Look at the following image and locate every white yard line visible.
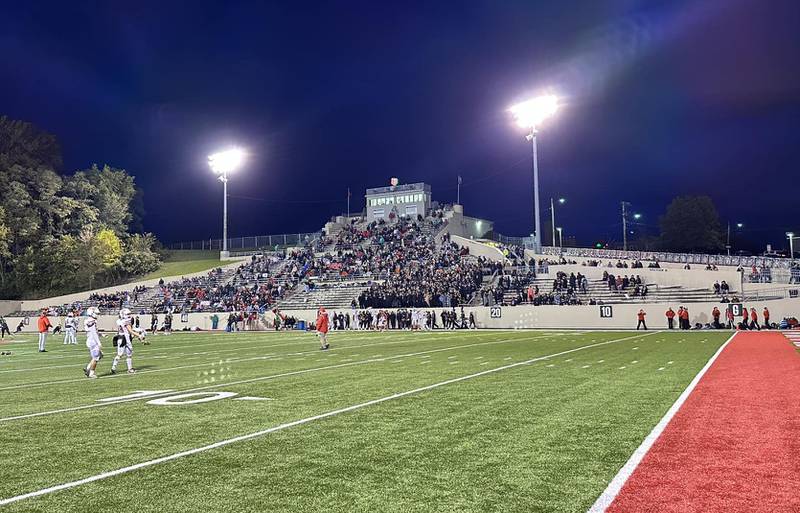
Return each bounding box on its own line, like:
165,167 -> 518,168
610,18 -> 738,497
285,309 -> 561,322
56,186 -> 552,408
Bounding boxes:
0,333 -> 562,422
0,331 -> 658,507
0,331 -> 513,391
0,331 -> 434,365
2,330 -> 469,364
586,332 -> 736,513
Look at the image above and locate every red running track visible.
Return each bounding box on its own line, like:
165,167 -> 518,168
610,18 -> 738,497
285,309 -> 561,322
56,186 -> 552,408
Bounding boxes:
606,332 -> 800,513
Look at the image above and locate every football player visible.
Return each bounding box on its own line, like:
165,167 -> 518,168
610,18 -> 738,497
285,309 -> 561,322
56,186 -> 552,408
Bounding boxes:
63,312 -> 78,345
83,307 -> 103,378
111,308 -> 144,374
316,307 -> 330,350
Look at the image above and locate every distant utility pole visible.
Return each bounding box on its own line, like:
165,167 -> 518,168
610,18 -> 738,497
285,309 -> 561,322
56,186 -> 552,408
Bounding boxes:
347,188 -> 351,218
726,221 -> 731,256
457,175 -> 462,205
621,201 -> 630,251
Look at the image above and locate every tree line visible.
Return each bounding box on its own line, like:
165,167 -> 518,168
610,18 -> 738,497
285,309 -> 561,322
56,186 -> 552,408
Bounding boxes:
0,116 -> 161,299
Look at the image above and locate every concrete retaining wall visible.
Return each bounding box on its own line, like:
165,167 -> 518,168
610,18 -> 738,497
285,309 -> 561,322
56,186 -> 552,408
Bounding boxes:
6,298 -> 797,333
13,259 -> 245,312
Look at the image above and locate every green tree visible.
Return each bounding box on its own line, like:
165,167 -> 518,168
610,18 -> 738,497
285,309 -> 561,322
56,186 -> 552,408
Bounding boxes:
0,207 -> 10,289
658,196 -> 725,253
120,233 -> 161,276
0,115 -> 62,171
78,165 -> 138,235
0,116 -> 160,298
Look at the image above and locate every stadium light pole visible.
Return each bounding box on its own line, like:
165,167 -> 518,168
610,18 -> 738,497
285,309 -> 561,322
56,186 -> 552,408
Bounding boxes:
556,226 -> 563,251
550,197 -> 565,247
788,232 -> 797,263
726,222 -> 744,256
208,147 -> 245,258
509,95 -> 558,254
621,201 -> 631,251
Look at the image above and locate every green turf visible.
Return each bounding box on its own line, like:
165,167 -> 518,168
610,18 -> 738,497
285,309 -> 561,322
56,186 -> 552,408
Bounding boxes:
140,250 -> 222,281
0,329 -> 730,512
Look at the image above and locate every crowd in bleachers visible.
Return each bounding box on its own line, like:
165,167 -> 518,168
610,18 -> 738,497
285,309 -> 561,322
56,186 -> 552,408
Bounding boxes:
87,292 -> 125,310
148,256 -> 305,314
356,219 -> 485,308
602,271 -> 647,296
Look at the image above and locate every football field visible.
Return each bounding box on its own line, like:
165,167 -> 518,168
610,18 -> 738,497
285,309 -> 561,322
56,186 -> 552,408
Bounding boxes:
0,329 -> 730,512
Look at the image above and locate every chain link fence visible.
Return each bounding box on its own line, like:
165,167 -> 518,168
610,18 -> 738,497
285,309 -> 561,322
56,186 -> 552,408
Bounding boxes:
167,232 -> 321,251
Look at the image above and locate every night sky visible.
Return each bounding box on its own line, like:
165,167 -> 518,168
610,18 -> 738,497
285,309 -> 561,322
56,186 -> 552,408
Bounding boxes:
2,0 -> 799,251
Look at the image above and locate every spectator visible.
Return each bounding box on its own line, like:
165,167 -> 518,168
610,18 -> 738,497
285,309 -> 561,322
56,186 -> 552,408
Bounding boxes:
665,307 -> 675,330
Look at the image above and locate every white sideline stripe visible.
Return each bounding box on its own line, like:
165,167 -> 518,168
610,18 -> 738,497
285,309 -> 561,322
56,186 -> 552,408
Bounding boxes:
0,332 -> 559,423
0,331 -> 446,365
0,331 -> 512,391
0,331 -> 657,506
586,332 -> 736,513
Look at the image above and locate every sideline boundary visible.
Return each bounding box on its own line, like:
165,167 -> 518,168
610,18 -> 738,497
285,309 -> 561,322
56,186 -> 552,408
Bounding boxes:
586,331 -> 737,513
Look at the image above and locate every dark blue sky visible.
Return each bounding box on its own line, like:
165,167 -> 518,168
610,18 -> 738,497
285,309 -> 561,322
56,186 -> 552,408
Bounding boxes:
2,0 -> 799,251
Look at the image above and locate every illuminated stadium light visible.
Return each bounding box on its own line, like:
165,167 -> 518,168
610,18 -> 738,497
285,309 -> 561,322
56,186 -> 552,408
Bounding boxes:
633,213 -> 642,220
208,147 -> 247,255
508,95 -> 558,129
208,147 -> 245,175
509,94 -> 559,253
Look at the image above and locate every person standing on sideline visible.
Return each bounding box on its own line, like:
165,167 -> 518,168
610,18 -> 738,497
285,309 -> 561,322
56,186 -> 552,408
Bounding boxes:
741,305 -> 749,329
726,307 -> 735,329
665,307 -> 676,329
763,307 -> 770,329
37,309 -> 52,352
636,309 -> 647,330
749,307 -> 760,330
316,307 -> 330,350
680,306 -> 690,330
711,306 -> 721,329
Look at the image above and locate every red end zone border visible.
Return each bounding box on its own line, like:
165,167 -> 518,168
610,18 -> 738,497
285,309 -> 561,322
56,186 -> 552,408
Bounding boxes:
590,331 -> 800,513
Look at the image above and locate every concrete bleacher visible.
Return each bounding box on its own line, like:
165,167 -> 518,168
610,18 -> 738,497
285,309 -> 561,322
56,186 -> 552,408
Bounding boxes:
493,277 -> 737,306
277,283 -> 372,309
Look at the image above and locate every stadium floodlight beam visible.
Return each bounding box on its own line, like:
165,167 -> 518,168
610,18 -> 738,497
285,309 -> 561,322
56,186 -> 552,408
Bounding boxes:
208,147 -> 246,256
509,94 -> 558,254
556,226 -> 563,250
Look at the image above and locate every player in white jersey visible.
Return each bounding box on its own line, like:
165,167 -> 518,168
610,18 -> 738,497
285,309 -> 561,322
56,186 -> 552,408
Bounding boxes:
83,308 -> 103,378
63,312 -> 78,345
111,308 -> 144,374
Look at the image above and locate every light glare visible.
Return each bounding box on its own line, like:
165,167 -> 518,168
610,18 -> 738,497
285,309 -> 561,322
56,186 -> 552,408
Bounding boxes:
509,95 -> 558,129
208,147 -> 246,174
